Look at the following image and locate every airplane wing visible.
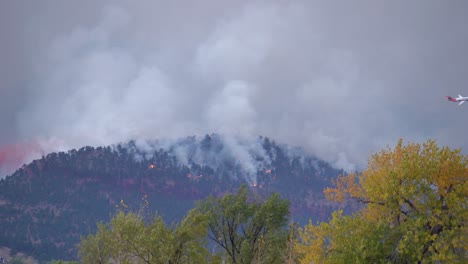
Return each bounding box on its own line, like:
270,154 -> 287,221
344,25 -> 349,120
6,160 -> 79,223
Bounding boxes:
459,101 -> 465,106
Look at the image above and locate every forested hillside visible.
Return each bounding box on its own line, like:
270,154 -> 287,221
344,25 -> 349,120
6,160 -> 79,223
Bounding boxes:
0,135 -> 346,262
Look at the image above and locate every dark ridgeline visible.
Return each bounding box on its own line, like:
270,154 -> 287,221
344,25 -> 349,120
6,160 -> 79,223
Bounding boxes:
0,134 -> 347,262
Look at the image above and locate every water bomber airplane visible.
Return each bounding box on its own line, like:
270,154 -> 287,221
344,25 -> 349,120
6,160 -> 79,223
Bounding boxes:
446,94 -> 468,105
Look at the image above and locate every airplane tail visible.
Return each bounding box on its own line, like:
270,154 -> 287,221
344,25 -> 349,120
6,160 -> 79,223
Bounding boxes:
446,96 -> 457,102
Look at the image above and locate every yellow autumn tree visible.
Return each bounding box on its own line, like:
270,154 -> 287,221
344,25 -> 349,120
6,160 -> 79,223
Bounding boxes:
296,139 -> 467,263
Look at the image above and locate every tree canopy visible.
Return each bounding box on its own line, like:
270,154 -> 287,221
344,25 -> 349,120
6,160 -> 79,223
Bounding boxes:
78,185 -> 292,264
78,208 -> 209,264
196,185 -> 291,264
296,139 -> 467,263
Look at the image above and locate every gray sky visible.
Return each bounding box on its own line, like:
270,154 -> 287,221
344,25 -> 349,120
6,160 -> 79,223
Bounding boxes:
1,0 -> 468,176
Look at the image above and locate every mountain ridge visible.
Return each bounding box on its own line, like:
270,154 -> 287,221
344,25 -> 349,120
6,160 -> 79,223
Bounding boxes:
0,134 -> 349,262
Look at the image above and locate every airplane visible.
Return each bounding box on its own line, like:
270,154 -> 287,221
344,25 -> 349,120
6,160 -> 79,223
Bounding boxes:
446,94 -> 468,105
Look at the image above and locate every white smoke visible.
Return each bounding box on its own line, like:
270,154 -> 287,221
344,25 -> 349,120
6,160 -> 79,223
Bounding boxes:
205,80 -> 257,137
119,135 -> 274,184
2,1 -> 467,177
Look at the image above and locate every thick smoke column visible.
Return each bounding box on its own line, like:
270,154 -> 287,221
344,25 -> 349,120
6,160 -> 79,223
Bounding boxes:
128,135 -> 273,185
1,1 -> 468,177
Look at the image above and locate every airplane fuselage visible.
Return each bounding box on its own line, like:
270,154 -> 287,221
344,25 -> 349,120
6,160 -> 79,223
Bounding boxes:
446,95 -> 468,105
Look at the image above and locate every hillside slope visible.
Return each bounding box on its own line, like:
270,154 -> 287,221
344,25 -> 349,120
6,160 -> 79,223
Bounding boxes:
0,135 -> 347,261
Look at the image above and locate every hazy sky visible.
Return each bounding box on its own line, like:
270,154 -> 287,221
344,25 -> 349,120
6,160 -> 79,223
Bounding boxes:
1,0 -> 468,176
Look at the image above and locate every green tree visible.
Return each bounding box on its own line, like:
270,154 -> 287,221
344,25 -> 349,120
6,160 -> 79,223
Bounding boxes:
7,258 -> 26,264
78,209 -> 208,264
196,185 -> 290,264
6,256 -> 37,264
296,139 -> 468,263
46,261 -> 80,264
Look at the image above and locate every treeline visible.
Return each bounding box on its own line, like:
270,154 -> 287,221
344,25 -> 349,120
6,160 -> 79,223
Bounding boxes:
76,139 -> 466,263
79,185 -> 292,263
0,135 -> 342,262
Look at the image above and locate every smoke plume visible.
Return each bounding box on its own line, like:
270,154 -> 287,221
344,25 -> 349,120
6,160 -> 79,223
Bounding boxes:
1,1 -> 468,177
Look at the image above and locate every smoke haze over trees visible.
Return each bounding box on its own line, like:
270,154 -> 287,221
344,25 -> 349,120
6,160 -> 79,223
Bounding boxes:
2,1 -> 468,177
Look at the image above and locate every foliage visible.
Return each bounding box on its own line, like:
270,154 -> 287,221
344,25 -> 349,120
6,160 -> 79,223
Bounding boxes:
196,185 -> 290,264
284,222 -> 301,264
5,256 -> 38,264
296,210 -> 397,263
78,208 -> 209,264
46,261 -> 80,264
6,258 -> 26,264
0,135 -> 342,261
297,139 -> 468,263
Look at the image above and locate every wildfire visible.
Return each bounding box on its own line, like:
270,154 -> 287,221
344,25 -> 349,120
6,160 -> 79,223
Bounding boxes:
252,182 -> 257,187
149,164 -> 156,169
265,169 -> 272,174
